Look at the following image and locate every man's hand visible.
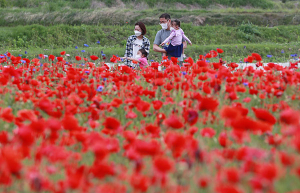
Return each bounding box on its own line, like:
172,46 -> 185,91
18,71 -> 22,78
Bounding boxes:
153,44 -> 167,53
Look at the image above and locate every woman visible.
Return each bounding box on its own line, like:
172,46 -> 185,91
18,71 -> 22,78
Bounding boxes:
124,22 -> 150,68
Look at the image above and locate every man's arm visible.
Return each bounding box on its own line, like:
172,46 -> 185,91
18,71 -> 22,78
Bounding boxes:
153,44 -> 167,53
153,30 -> 166,53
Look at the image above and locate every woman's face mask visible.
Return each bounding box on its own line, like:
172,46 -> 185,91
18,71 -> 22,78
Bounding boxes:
134,30 -> 142,36
170,27 -> 175,31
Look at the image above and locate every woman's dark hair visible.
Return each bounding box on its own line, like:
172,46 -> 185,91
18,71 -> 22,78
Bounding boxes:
159,13 -> 171,20
173,19 -> 180,27
139,49 -> 148,58
135,22 -> 147,35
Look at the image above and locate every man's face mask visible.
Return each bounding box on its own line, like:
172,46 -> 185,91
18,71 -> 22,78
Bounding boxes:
160,21 -> 168,30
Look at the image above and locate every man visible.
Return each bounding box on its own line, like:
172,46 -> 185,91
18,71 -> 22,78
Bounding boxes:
153,13 -> 187,63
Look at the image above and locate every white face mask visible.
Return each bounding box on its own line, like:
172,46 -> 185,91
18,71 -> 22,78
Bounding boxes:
134,30 -> 142,36
170,27 -> 175,31
160,23 -> 168,30
136,55 -> 141,59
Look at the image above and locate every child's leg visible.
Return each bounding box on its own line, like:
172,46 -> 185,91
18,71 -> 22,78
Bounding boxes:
162,46 -> 168,57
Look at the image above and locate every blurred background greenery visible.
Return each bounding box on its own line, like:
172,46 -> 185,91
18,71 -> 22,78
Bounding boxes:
0,0 -> 299,62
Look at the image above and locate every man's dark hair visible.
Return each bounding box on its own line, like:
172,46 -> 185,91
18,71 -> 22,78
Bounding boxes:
135,22 -> 147,35
139,49 -> 148,58
173,19 -> 180,27
159,13 -> 171,20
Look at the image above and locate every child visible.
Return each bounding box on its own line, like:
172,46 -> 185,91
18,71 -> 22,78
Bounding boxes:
122,48 -> 148,68
161,19 -> 192,58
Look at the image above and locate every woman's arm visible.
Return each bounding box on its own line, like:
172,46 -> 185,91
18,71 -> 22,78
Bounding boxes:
144,38 -> 150,54
124,37 -> 131,57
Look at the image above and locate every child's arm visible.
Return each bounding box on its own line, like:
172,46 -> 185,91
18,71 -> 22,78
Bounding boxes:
182,34 -> 192,45
121,57 -> 139,62
161,31 -> 176,46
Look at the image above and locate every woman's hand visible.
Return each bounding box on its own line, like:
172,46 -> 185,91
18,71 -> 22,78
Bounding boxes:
160,42 -> 165,46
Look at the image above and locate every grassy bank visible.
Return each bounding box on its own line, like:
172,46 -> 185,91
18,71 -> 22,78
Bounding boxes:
0,23 -> 299,63
1,24 -> 300,48
0,0 -> 276,9
0,8 -> 299,27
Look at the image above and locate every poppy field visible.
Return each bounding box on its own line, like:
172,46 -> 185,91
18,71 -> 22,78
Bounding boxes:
0,49 -> 300,193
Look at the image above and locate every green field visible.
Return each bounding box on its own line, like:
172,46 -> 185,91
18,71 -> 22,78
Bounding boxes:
0,0 -> 299,62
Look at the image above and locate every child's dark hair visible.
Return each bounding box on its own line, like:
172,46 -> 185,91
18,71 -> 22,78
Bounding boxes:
173,19 -> 180,27
139,49 -> 148,58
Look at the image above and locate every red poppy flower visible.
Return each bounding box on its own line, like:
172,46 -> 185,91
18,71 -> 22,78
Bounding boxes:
251,53 -> 262,61
184,57 -> 194,65
60,51 -> 66,55
126,111 -> 137,119
136,100 -> 151,112
17,126 -> 35,146
152,100 -> 163,110
75,56 -> 81,61
171,57 -> 178,64
258,163 -> 278,182
197,60 -> 208,67
153,78 -> 165,86
163,115 -> 184,129
182,109 -> 198,126
49,55 -> 55,61
200,127 -> 216,138
145,124 -> 160,136
225,168 -> 240,183
218,132 -> 230,147
1,107 -> 14,123
110,55 -> 121,63
90,162 -> 115,179
244,55 -> 253,63
90,55 -> 99,60
279,152 -> 294,166
130,173 -> 149,192
215,184 -> 243,193
198,177 -> 209,188
210,50 -> 218,57
103,117 -> 121,131
252,107 -> 276,125
199,97 -> 219,112
153,156 -> 173,173
280,109 -> 299,125
57,57 -> 63,62
135,139 -> 160,156
217,48 -> 224,54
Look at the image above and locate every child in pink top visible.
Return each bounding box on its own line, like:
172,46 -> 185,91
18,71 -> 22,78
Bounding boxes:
161,19 -> 192,58
122,49 -> 148,69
